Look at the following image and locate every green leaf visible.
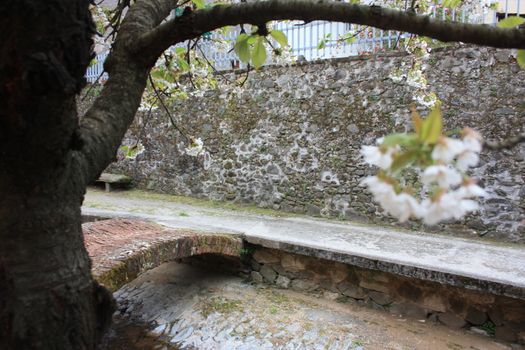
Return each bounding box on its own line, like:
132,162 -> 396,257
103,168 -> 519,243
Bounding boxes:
390,150 -> 419,173
420,106 -> 443,144
175,47 -> 186,55
497,16 -> 525,28
270,30 -> 288,48
234,34 -> 251,63
176,58 -> 190,72
518,50 -> 525,68
247,35 -> 258,45
191,0 -> 205,9
380,133 -> 418,148
411,105 -> 423,135
251,36 -> 267,68
317,40 -> 326,49
442,0 -> 461,8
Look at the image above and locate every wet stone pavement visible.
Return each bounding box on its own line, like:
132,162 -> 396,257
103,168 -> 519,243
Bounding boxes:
100,262 -> 517,350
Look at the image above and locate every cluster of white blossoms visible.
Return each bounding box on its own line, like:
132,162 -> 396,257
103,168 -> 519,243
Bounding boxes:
389,37 -> 440,110
360,107 -> 487,225
185,137 -> 205,157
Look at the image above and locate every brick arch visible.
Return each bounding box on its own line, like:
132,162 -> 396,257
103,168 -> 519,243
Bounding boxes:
84,219 -> 243,291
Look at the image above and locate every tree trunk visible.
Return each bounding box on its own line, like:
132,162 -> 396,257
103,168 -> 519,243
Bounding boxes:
0,1 -> 114,348
0,182 -> 114,349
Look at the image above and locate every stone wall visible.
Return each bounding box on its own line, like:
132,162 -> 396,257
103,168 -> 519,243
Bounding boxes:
247,246 -> 525,343
102,45 -> 524,243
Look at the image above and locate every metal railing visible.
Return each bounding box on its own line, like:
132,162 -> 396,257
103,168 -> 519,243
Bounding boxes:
86,1 -> 522,79
85,53 -> 108,83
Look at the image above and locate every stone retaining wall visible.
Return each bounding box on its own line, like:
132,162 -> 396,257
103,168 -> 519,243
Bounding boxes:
101,45 -> 525,243
247,246 -> 525,344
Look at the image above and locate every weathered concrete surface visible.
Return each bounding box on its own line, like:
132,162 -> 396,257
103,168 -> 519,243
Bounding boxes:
82,189 -> 525,299
83,218 -> 243,291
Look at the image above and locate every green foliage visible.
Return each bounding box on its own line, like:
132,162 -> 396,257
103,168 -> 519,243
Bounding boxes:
479,320 -> 496,336
234,28 -> 289,68
119,144 -> 143,159
252,36 -> 267,68
377,105 -> 445,175
317,33 -> 332,49
191,0 -> 206,9
497,16 -> 525,28
517,50 -> 525,68
239,247 -> 255,257
442,0 -> 461,9
270,30 -> 288,47
419,105 -> 443,144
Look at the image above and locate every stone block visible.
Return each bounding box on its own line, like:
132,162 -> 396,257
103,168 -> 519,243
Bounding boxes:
369,291 -> 393,306
420,294 -> 447,313
323,291 -> 340,301
488,308 -> 504,326
359,280 -> 389,294
465,307 -> 488,326
396,282 -> 423,302
276,276 -> 291,289
329,262 -> 348,284
251,260 -> 261,272
253,249 -> 280,264
495,326 -> 518,342
337,281 -> 367,300
438,313 -> 467,329
280,254 -> 307,272
291,279 -> 317,292
259,265 -> 277,283
251,271 -> 263,283
389,302 -> 428,320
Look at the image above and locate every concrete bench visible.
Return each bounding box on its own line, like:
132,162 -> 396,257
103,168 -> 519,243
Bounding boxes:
96,173 -> 132,192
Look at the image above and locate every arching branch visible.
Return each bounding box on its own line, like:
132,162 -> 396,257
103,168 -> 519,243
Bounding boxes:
136,0 -> 525,62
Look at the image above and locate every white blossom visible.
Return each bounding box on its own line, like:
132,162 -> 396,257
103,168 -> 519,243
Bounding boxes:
360,176 -> 396,200
185,138 -> 204,157
422,165 -> 462,188
462,128 -> 482,153
431,137 -> 465,163
360,146 -> 395,170
456,150 -> 479,171
406,68 -> 427,89
421,192 -> 479,225
381,192 -> 424,222
413,91 -> 438,108
456,182 -> 488,198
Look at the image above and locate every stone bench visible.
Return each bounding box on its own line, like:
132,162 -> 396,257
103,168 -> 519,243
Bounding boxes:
95,173 -> 132,192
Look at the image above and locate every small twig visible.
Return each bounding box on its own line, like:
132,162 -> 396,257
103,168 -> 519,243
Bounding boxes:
186,40 -> 197,89
239,63 -> 251,87
133,95 -> 159,148
148,74 -> 190,142
81,69 -> 106,101
197,45 -> 235,84
483,132 -> 525,151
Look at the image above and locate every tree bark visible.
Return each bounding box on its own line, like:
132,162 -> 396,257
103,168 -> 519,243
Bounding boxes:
0,1 -> 114,349
137,0 -> 525,62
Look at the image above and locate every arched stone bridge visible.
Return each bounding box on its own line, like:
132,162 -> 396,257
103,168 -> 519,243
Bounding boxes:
83,218 -> 243,291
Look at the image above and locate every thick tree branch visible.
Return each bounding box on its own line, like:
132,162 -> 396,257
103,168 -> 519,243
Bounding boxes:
136,0 -> 525,61
77,0 -> 177,182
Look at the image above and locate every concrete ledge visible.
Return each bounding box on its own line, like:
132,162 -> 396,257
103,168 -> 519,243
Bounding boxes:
84,202 -> 525,302
247,236 -> 525,301
84,219 -> 243,291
